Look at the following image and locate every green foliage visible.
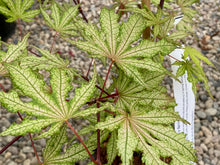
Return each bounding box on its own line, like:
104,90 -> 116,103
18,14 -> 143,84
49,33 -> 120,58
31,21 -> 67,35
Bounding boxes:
75,8 -> 175,87
0,0 -> 213,164
114,70 -> 176,109
0,33 -> 29,76
40,2 -> 79,37
0,0 -> 39,22
43,125 -> 68,165
96,105 -> 197,165
173,47 -> 214,97
0,65 -> 110,138
20,46 -> 69,70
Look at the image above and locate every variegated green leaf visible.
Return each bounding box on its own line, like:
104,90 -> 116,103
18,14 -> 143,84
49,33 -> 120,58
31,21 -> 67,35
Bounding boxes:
136,133 -> 167,165
7,65 -> 60,115
71,103 -> 110,118
51,2 -> 60,27
120,58 -> 165,72
167,31 -> 189,41
40,3 -> 79,37
20,47 -> 69,70
107,130 -> 118,165
35,122 -> 64,139
43,125 -> 67,163
132,108 -> 188,125
119,64 -> 146,87
0,62 -> 9,76
49,131 -> 109,164
133,121 -> 196,164
0,65 -> 99,138
96,104 -> 196,164
68,68 -> 97,116
21,9 -> 40,22
117,121 -> 138,165
74,40 -> 107,58
49,142 -> 96,164
100,8 -> 119,55
114,70 -> 176,109
75,8 -> 175,87
130,109 -> 197,164
1,33 -> 29,62
0,119 -> 55,136
0,0 -> 39,22
120,39 -> 175,58
116,14 -> 146,56
40,6 -> 54,28
50,68 -> 71,117
96,116 -> 125,131
0,91 -> 57,118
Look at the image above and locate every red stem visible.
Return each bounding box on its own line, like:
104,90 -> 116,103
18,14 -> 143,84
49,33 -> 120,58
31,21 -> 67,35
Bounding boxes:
96,60 -> 114,165
16,112 -> 42,165
17,18 -> 22,40
99,61 -> 114,99
104,109 -> 116,116
81,75 -> 110,96
0,83 -> 6,92
0,85 -> 40,163
0,84 -> 23,155
28,133 -> 42,165
96,103 -> 101,165
98,92 -> 118,101
159,0 -> 165,9
50,31 -> 58,53
0,135 -> 22,154
72,0 -> 88,23
65,120 -> 97,164
28,49 -> 41,57
86,58 -> 94,78
167,54 -> 181,62
113,88 -> 119,104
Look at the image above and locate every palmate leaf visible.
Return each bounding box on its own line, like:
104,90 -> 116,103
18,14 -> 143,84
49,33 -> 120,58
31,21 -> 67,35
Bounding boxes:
40,3 -> 79,37
0,65 -> 110,138
43,125 -> 68,164
75,8 -> 175,87
0,33 -> 29,76
175,0 -> 198,33
176,16 -> 194,32
114,70 -> 176,109
20,47 -> 79,82
173,47 -> 214,97
47,130 -> 110,164
1,33 -> 29,63
183,47 -> 214,67
122,7 -> 169,38
96,106 -> 197,165
0,0 -> 39,22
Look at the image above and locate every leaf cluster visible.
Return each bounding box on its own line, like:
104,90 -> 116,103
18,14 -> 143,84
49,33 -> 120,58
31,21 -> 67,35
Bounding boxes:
0,0 -> 39,22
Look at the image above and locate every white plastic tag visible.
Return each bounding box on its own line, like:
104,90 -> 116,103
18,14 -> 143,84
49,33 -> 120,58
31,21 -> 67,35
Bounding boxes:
170,49 -> 195,144
170,15 -> 195,145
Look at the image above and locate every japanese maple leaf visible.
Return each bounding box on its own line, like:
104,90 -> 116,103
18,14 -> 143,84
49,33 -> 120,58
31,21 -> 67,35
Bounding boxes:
74,8 -> 175,87
0,65 -> 109,138
0,0 -> 39,22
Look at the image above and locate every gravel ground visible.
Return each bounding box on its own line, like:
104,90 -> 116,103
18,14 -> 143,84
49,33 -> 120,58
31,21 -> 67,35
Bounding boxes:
0,0 -> 220,165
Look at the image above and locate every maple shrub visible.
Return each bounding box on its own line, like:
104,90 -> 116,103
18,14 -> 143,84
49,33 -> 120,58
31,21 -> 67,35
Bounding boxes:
0,0 -> 215,165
